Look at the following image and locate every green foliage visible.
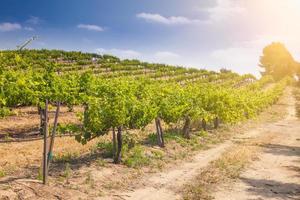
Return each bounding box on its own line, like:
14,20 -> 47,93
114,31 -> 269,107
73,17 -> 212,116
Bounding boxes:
0,170 -> 6,178
76,78 -> 158,143
62,163 -> 72,178
37,167 -> 43,181
73,71 -> 288,145
123,145 -> 151,168
259,42 -> 299,80
0,49 -> 289,165
163,130 -> 205,150
53,152 -> 80,163
0,107 -> 11,118
57,123 -> 81,135
96,141 -> 114,158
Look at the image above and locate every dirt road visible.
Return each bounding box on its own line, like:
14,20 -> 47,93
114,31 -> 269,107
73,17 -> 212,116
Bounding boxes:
214,90 -> 300,200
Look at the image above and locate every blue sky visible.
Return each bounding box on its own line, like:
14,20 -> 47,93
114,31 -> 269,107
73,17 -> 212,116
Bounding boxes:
1,0 -> 300,76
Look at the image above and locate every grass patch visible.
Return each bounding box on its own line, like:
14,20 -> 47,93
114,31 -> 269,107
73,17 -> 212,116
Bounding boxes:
93,132 -> 165,169
62,163 -> 72,178
96,141 -> 114,158
95,158 -> 107,167
182,141 -> 261,200
0,107 -> 11,118
85,171 -> 95,188
2,133 -> 13,142
0,170 -> 6,178
114,129 -> 223,168
147,130 -> 208,149
122,131 -> 168,168
123,145 -> 151,168
37,167 -> 43,181
53,151 -> 80,163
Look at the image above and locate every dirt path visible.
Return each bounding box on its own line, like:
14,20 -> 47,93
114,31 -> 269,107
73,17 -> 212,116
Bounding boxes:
100,88 -> 300,200
213,91 -> 300,200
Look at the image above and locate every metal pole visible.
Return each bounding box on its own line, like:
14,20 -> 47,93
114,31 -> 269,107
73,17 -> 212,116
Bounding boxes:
43,99 -> 49,184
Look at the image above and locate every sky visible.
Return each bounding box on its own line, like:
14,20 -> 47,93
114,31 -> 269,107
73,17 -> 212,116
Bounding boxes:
1,0 -> 300,77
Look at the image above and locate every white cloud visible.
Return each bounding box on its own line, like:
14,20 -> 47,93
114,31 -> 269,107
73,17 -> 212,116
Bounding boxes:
24,26 -> 34,31
77,24 -> 104,32
0,22 -> 22,32
136,13 -> 199,25
26,16 -> 42,25
95,48 -> 141,59
201,0 -> 245,23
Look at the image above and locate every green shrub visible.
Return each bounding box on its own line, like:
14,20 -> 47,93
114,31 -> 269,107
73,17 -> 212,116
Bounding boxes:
123,145 -> 151,168
0,107 -> 11,118
96,141 -> 113,158
0,170 -> 6,178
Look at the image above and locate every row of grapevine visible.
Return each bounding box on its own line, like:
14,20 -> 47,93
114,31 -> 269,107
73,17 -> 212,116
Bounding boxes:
0,50 -> 290,164
0,50 -> 244,115
75,75 -> 289,162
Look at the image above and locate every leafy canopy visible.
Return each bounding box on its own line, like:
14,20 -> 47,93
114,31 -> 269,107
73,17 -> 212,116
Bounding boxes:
259,42 -> 299,80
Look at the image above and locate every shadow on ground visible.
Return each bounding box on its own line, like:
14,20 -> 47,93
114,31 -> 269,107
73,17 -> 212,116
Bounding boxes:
262,143 -> 300,157
241,178 -> 300,199
0,175 -> 32,185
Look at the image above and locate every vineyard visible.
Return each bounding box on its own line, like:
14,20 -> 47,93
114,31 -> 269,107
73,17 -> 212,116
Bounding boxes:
0,49 -> 294,199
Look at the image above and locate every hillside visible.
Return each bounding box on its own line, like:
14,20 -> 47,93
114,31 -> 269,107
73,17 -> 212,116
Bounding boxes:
0,49 -> 254,82
0,49 -> 296,200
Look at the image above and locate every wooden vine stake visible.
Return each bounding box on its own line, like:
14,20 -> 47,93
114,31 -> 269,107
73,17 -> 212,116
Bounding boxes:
42,99 -> 49,185
112,127 -> 117,160
155,118 -> 164,147
183,116 -> 191,139
114,126 -> 123,164
158,119 -> 165,147
47,102 -> 60,169
202,119 -> 207,131
214,117 -> 220,129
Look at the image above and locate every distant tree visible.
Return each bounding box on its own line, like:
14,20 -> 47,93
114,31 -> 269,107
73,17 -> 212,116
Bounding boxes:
220,68 -> 232,73
259,42 -> 299,80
